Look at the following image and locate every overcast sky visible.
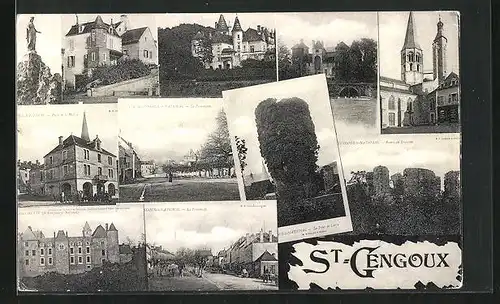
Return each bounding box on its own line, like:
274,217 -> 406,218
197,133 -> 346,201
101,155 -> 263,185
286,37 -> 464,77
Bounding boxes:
16,14 -> 62,75
61,14 -> 158,41
340,134 -> 460,188
17,104 -> 118,163
223,74 -> 340,179
277,12 -> 378,51
156,13 -> 276,32
379,11 -> 460,80
145,201 -> 277,254
118,98 -> 222,164
18,205 -> 145,244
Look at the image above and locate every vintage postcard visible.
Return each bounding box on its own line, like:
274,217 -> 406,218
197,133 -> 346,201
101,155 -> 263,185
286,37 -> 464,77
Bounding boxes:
17,104 -> 119,207
17,204 -> 147,292
144,201 -> 278,291
379,11 -> 460,134
61,14 -> 160,103
223,74 -> 352,243
16,14 -> 63,105
157,13 -> 277,97
280,134 -> 462,290
117,98 -> 240,202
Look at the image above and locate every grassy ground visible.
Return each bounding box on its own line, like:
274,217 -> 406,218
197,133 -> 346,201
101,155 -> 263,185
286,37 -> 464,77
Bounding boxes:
160,79 -> 274,97
148,273 -> 219,291
278,193 -> 346,227
382,124 -> 460,134
119,177 -> 240,202
330,97 -> 377,127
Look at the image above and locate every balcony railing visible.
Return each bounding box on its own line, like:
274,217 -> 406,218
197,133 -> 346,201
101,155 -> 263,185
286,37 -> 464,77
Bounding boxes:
93,175 -> 109,182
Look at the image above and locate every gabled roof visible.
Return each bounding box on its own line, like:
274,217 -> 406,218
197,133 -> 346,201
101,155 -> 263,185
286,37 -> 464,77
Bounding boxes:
92,225 -> 107,238
66,15 -> 120,37
255,250 -> 277,262
55,230 -> 67,240
243,28 -> 264,42
108,223 -> 118,232
122,27 -> 148,45
83,221 -> 91,231
193,31 -> 205,40
44,135 -> 116,158
402,12 -> 421,50
292,40 -> 309,50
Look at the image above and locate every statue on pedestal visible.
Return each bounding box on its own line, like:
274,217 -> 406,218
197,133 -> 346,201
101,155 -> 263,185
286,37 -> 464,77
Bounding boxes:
26,17 -> 41,53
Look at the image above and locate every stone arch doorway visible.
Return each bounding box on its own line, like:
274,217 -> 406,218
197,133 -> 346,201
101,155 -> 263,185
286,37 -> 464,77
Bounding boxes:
83,182 -> 93,199
108,183 -> 116,196
339,87 -> 360,98
61,183 -> 72,198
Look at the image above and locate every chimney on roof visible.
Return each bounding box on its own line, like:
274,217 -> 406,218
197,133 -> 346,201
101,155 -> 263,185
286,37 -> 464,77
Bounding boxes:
120,15 -> 129,31
215,21 -> 218,28
245,233 -> 250,244
105,223 -> 109,231
53,231 -> 56,239
269,230 -> 273,242
75,14 -> 79,26
257,25 -> 261,32
260,229 -> 264,242
66,231 -> 68,237
59,136 -> 63,146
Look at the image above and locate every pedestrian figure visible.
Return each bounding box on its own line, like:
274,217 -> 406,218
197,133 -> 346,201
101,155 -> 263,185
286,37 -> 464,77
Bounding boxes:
168,172 -> 173,183
60,191 -> 65,203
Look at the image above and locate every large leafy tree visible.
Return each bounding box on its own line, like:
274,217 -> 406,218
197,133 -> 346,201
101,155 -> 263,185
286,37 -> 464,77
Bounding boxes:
255,97 -> 320,205
198,109 -> 233,172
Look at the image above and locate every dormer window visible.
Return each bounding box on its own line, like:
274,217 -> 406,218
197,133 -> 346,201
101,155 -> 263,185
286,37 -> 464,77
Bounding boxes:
108,27 -> 113,34
78,25 -> 84,33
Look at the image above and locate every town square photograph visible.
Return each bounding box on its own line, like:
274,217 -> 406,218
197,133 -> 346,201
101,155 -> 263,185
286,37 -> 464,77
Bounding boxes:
17,104 -> 119,207
16,14 -> 63,105
144,201 -> 278,291
157,13 -> 277,97
60,14 -> 160,103
379,11 -> 460,134
17,204 -> 147,292
223,75 -> 352,242
276,12 -> 379,140
118,98 -> 240,202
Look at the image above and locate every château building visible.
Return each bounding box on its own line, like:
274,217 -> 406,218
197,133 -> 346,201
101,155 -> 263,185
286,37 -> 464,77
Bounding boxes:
63,14 -> 158,89
42,112 -> 118,200
191,14 -> 275,70
290,39 -> 343,78
380,12 -> 460,129
18,222 -> 132,277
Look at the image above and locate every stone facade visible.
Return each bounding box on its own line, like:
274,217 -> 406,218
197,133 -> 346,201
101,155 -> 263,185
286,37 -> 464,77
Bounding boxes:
18,222 -> 121,277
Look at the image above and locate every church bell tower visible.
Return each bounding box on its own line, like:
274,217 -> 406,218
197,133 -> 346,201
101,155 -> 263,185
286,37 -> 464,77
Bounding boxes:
432,15 -> 448,83
401,12 -> 424,85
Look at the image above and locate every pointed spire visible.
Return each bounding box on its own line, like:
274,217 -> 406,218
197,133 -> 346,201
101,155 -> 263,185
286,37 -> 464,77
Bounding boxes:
232,15 -> 242,33
216,14 -> 228,32
435,13 -> 446,41
402,12 -> 421,50
81,111 -> 90,142
83,221 -> 91,230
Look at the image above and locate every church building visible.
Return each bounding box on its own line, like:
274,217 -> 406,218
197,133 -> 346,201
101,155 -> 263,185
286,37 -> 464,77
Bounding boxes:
380,12 -> 460,130
43,112 -> 118,200
191,14 -> 275,70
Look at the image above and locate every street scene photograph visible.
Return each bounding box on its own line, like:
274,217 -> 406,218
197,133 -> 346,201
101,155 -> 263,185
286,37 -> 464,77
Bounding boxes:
16,14 -> 63,105
379,11 -> 460,134
157,13 -> 277,97
144,201 -> 278,291
118,98 -> 240,202
339,135 -> 461,236
61,14 -> 160,103
276,12 -> 379,143
17,205 -> 148,292
223,75 -> 352,241
17,104 -> 119,207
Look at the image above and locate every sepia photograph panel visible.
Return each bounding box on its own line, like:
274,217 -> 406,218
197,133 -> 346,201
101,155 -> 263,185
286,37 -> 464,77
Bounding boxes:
379,11 -> 460,134
157,13 -> 277,97
118,98 -> 240,202
61,14 -> 160,104
223,74 -> 352,243
17,204 -> 147,292
144,201 -> 278,291
16,14 -> 63,105
17,104 -> 119,207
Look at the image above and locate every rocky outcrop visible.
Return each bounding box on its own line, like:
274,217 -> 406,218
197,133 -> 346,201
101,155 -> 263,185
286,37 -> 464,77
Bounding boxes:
17,52 -> 62,105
